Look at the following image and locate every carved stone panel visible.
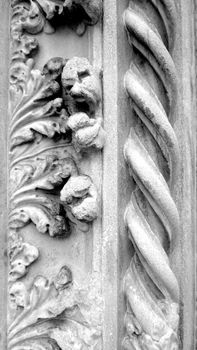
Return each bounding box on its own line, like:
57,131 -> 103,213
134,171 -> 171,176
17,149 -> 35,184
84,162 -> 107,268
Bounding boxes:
0,0 -> 196,349
8,1 -> 104,349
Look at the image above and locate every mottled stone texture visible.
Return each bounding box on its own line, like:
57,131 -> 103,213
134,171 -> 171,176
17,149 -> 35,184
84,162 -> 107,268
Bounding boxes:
0,0 -> 196,349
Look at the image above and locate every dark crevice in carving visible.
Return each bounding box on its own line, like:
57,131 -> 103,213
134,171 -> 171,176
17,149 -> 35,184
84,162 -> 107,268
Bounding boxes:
11,0 -> 102,37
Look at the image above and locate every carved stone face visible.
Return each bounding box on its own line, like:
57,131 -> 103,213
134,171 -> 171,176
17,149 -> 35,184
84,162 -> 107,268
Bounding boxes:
61,57 -> 101,116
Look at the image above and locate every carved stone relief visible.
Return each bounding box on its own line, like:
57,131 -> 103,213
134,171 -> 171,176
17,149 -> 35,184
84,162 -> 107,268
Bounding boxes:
9,1 -> 104,349
1,0 -> 195,349
122,1 -> 180,349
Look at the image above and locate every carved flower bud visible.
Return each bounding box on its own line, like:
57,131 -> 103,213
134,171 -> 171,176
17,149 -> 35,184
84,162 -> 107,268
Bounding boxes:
67,112 -> 105,150
68,112 -> 95,130
40,79 -> 60,99
20,35 -> 38,56
10,60 -> 34,86
9,242 -> 39,281
60,175 -> 98,222
34,275 -> 49,289
22,1 -> 45,35
54,265 -> 72,290
61,175 -> 92,199
74,121 -> 105,150
9,282 -> 27,309
43,57 -> 66,81
71,193 -> 98,221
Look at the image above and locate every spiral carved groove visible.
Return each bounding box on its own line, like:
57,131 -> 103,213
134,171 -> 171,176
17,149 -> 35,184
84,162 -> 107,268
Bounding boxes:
123,1 -> 180,349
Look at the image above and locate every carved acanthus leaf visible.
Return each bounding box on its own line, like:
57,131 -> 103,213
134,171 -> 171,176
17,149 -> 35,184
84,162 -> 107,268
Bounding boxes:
9,0 -> 104,347
10,155 -> 76,194
9,233 -> 39,281
10,153 -> 99,236
8,267 -> 102,350
10,65 -> 61,118
11,99 -> 67,149
9,57 -> 103,239
10,0 -> 102,99
11,0 -> 102,38
9,62 -> 69,237
10,191 -> 71,237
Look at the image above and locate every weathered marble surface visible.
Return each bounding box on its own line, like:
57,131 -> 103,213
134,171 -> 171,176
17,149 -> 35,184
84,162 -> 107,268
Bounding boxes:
0,0 -> 195,349
8,1 -> 104,349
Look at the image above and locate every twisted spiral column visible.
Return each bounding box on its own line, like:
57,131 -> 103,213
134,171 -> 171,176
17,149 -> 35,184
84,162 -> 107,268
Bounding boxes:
123,1 -> 180,349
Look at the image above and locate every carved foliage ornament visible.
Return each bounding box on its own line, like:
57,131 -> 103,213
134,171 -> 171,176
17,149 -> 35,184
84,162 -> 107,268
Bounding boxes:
10,0 -> 103,276
9,266 -> 102,350
9,1 -> 104,349
123,0 -> 180,349
11,0 -> 102,35
9,55 -> 105,279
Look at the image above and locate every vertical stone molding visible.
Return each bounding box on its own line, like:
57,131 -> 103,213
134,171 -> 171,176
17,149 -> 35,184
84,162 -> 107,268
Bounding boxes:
8,1 -> 104,349
0,0 -> 195,349
123,1 -> 180,349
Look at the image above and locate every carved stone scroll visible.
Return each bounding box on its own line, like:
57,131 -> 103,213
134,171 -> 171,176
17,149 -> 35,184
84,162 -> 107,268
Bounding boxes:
8,1 -> 104,349
123,1 -> 180,349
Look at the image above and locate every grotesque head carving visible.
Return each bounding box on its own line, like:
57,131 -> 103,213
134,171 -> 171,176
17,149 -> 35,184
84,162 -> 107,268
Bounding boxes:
61,57 -> 101,117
